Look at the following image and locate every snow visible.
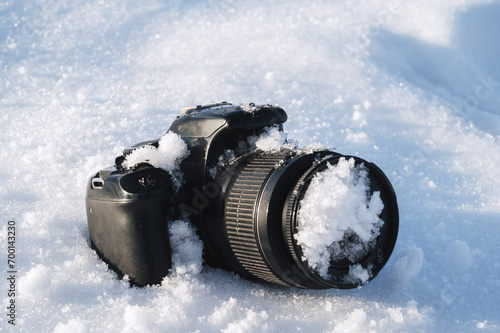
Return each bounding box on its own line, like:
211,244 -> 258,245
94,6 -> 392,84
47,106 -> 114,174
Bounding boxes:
1,0 -> 500,331
250,125 -> 293,152
295,158 -> 384,280
122,131 -> 189,171
209,124 -> 295,177
391,247 -> 424,285
239,102 -> 263,113
168,220 -> 204,276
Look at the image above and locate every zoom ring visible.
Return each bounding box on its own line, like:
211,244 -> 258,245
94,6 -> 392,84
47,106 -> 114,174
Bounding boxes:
224,154 -> 288,285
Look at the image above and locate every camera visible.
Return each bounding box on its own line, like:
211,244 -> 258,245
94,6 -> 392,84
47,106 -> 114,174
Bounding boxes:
86,102 -> 398,289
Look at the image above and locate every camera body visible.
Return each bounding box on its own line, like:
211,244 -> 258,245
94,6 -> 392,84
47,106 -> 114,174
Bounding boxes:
86,103 -> 287,285
86,102 -> 399,288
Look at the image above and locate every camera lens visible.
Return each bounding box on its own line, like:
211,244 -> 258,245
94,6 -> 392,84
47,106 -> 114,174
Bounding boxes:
207,150 -> 398,289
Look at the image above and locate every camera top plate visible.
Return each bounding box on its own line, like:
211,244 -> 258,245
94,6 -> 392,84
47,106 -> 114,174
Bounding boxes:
171,102 -> 287,139
181,102 -> 233,115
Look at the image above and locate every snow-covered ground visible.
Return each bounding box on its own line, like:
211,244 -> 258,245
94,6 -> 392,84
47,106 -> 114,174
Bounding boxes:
1,0 -> 500,331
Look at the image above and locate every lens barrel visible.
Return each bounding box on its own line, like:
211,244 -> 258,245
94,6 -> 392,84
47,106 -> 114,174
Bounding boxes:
208,150 -> 398,289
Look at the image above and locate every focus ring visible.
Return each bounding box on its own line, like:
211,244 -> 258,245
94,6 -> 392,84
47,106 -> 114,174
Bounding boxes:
224,153 -> 288,285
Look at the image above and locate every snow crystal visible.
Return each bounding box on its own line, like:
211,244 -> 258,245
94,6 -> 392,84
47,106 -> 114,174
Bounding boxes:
294,157 -> 384,279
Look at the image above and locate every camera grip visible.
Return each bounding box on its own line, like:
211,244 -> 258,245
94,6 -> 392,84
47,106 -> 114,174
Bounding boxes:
86,167 -> 173,286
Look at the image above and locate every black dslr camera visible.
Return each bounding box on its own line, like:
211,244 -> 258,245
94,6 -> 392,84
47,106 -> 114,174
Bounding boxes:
86,102 -> 398,289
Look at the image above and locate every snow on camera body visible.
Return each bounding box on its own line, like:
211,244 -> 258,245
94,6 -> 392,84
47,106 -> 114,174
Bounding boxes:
85,102 -> 399,289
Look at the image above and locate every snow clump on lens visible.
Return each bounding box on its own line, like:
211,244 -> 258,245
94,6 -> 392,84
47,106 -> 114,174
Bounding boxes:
294,157 -> 385,280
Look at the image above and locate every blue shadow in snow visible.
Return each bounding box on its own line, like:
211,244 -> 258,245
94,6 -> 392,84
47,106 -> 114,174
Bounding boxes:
369,3 -> 500,136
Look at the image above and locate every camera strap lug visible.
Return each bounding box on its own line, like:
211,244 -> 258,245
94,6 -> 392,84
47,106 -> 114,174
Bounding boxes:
91,177 -> 104,189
